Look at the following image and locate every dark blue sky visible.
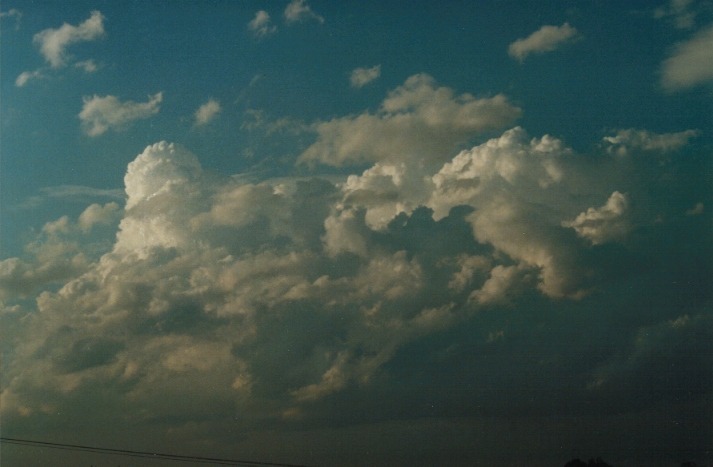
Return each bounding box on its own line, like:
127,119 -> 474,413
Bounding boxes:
1,1 -> 712,466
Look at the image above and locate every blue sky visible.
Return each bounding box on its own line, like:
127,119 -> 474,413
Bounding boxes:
1,1 -> 712,466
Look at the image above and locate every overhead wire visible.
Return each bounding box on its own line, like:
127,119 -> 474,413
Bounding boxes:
0,437 -> 312,467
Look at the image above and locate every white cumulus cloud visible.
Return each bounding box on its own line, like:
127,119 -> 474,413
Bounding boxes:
79,92 -> 163,136
350,65 -> 381,88
194,99 -> 222,127
33,10 -> 105,68
16,11 -> 104,86
562,191 -> 630,245
508,22 -> 579,61
300,74 -> 521,167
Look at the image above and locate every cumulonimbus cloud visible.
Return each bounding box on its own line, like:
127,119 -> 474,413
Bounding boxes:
2,120 -> 699,422
508,22 -> 579,61
1,76 -> 707,464
79,92 -> 163,136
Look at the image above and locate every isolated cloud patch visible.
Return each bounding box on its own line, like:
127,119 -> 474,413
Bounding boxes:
284,0 -> 324,24
603,128 -> 699,156
350,65 -> 381,88
79,92 -> 163,136
1,8 -> 22,30
660,24 -> 713,91
248,10 -> 277,38
508,22 -> 579,61
300,74 -> 521,167
33,10 -> 105,68
74,59 -> 98,73
15,70 -> 44,87
194,99 -> 222,127
16,10 -> 104,86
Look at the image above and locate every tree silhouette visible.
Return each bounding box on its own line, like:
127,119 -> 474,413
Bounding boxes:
564,458 -> 613,467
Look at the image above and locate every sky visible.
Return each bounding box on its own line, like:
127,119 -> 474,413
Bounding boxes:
1,1 -> 712,466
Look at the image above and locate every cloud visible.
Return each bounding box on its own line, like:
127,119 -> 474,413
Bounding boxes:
299,73 -> 521,167
654,0 -> 697,29
588,313 -> 713,408
469,264 -> 530,305
2,78 -> 710,466
428,127 -> 590,298
0,202 -> 121,300
15,69 -> 44,87
350,65 -> 381,88
193,99 -> 222,127
78,202 -> 121,231
248,10 -> 277,38
240,108 -> 307,135
33,10 -> 105,68
602,128 -> 698,156
562,191 -> 630,245
79,92 -> 163,136
16,11 -> 104,87
284,0 -> 324,24
660,24 -> 713,91
508,22 -> 580,61
686,202 -> 704,216
16,185 -> 124,210
0,8 -> 22,29
74,59 -> 98,73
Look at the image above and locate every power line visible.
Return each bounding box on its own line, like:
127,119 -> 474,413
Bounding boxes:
0,437 -> 312,467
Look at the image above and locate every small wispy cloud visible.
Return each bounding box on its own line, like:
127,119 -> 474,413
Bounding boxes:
34,10 -> 105,68
654,0 -> 697,29
74,59 -> 99,73
284,0 -> 324,24
508,23 -> 580,62
602,128 -> 699,155
17,185 -> 125,210
350,65 -> 381,88
0,8 -> 22,29
685,202 -> 704,216
248,10 -> 277,38
79,92 -> 163,136
15,70 -> 45,87
194,99 -> 222,127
